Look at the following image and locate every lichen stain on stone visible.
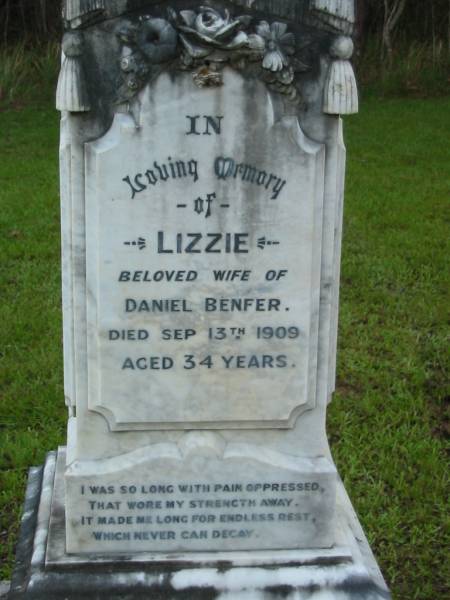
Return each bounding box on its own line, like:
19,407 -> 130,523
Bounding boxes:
214,560 -> 234,574
172,585 -> 220,600
336,575 -> 392,599
193,64 -> 224,88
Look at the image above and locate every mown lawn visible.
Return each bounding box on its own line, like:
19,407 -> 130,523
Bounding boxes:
0,96 -> 449,599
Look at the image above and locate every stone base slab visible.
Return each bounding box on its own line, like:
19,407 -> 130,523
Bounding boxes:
8,450 -> 391,599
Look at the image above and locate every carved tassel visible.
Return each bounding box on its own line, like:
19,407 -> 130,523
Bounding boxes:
64,0 -> 105,21
56,33 -> 90,113
323,36 -> 358,115
309,0 -> 355,35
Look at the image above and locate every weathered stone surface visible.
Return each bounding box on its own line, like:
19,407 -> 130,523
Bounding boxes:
84,70 -> 324,431
64,443 -> 336,553
63,60 -> 338,555
0,582 -> 10,599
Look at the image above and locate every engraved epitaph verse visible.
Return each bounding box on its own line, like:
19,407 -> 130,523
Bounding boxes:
85,70 -> 324,430
71,478 -> 333,552
65,451 -> 336,552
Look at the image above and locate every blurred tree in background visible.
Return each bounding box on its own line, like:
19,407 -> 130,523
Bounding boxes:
355,0 -> 449,56
0,0 -> 61,44
1,0 -> 449,50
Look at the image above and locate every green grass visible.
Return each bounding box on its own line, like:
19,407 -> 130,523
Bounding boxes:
329,96 -> 450,598
0,93 -> 449,597
0,105 -> 65,575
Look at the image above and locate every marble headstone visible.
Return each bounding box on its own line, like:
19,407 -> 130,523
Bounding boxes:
9,1 -> 390,599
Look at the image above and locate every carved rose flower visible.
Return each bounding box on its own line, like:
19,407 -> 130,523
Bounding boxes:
176,7 -> 251,58
256,21 -> 295,72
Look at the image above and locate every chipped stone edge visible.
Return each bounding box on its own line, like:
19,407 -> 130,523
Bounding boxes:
8,465 -> 43,598
30,454 -> 57,567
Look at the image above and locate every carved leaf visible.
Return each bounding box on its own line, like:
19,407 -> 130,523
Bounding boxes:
263,50 -> 285,72
179,10 -> 197,27
179,33 -> 213,58
211,20 -> 242,41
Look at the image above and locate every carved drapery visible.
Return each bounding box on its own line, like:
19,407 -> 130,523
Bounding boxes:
57,0 -> 358,116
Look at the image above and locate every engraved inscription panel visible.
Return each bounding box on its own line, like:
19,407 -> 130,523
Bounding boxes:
85,70 -> 324,429
65,445 -> 336,553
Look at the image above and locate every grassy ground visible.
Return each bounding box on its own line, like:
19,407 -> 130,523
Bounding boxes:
0,104 -> 65,577
330,95 -> 450,598
0,90 -> 449,597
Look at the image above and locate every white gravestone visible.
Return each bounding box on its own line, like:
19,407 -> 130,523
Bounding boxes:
8,2 -> 391,599
67,69 -> 334,554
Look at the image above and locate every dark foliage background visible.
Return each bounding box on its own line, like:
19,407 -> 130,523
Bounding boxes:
0,0 -> 62,43
0,0 -> 449,48
355,0 -> 449,47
